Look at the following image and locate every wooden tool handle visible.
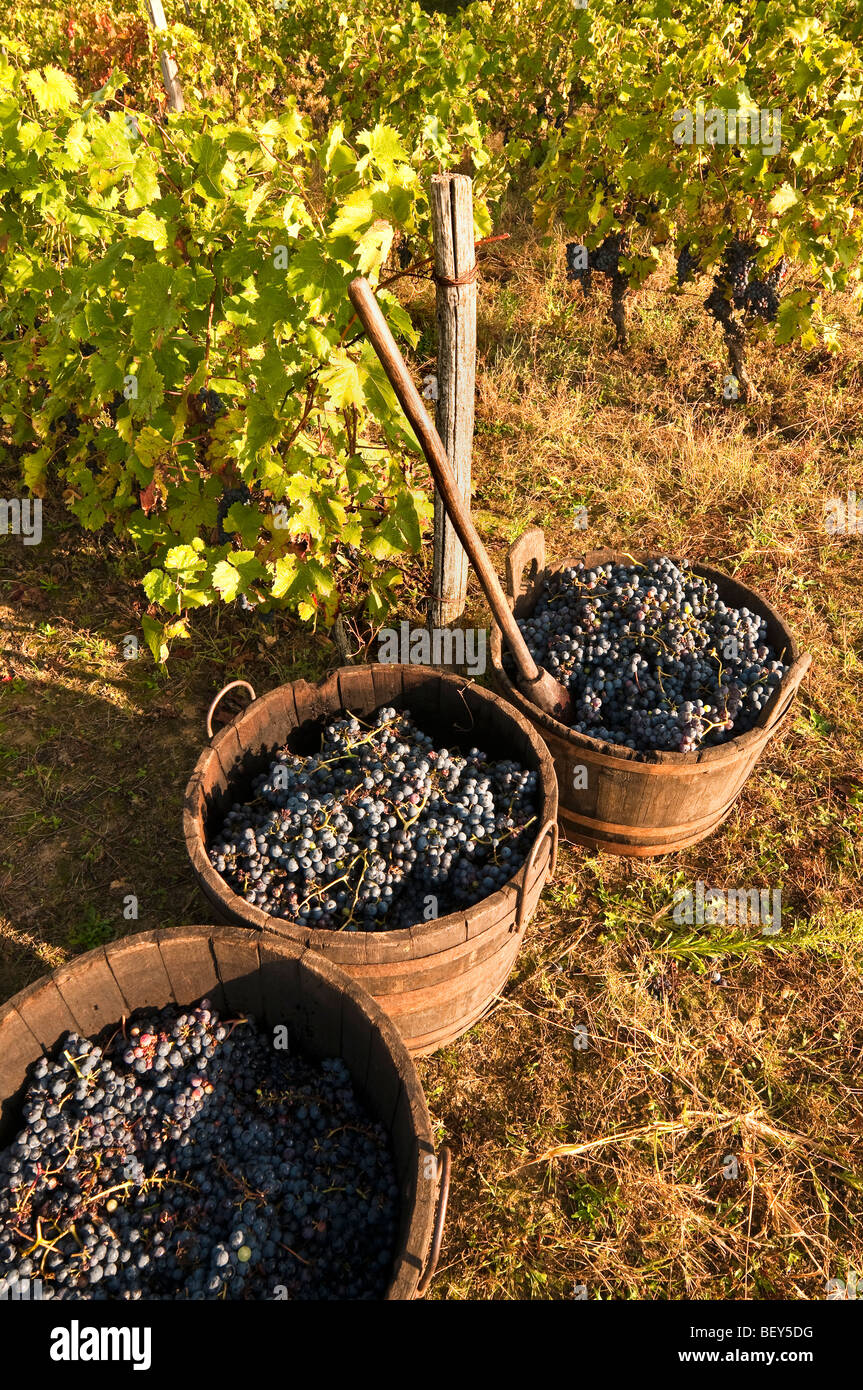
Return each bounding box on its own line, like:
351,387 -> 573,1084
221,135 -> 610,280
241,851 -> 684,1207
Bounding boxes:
348,277 -> 540,685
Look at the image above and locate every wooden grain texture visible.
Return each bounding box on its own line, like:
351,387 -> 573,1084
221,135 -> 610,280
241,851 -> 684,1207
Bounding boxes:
267,681 -> 300,741
52,949 -> 129,1039
0,1008 -> 40,1141
402,665 -> 443,724
370,662 -> 405,710
379,934 -> 522,1034
490,540 -> 808,858
366,1029 -> 403,1131
258,935 -> 302,1035
350,921 -> 514,993
291,677 -> 328,733
292,947 -> 344,1062
339,991 -> 374,1094
408,914 -> 469,956
0,926 -> 438,1298
105,930 -> 174,1014
146,2 -> 185,112
430,173 -> 476,627
157,926 -> 225,1014
184,665 -> 558,1053
11,976 -> 79,1050
210,721 -> 245,794
211,932 -> 263,1020
336,666 -> 370,715
232,691 -> 283,769
507,526 -> 546,615
389,1088 -> 428,1296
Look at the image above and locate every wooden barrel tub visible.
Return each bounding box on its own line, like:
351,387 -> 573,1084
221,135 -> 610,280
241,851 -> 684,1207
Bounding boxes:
183,665 -> 559,1055
0,924 -> 449,1299
489,530 -> 811,857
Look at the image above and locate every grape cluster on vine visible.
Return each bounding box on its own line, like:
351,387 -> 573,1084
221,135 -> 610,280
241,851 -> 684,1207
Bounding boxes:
590,232 -> 628,277
55,408 -> 80,439
192,387 -> 227,429
745,257 -> 788,323
565,232 -> 629,296
217,483 -> 252,543
676,243 -> 701,287
0,1002 -> 398,1300
565,241 -> 592,293
706,238 -> 789,326
516,558 -> 789,754
209,706 -> 539,930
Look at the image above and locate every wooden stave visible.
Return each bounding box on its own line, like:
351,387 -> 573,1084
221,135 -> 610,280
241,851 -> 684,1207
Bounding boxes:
0,925 -> 438,1300
183,666 -> 558,1052
488,546 -> 804,855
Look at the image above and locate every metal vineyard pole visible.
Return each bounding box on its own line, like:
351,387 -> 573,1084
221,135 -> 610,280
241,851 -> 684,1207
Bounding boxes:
430,172 -> 477,628
146,0 -> 185,113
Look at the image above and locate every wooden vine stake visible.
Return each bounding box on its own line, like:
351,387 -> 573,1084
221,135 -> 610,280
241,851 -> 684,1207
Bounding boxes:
430,173 -> 477,628
146,0 -> 185,114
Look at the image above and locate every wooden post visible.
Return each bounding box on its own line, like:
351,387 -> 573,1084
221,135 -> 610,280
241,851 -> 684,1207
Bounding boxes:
430,173 -> 476,629
146,0 -> 185,114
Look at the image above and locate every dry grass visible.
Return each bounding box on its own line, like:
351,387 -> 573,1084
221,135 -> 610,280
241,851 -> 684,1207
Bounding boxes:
1,215 -> 862,1299
405,215 -> 863,1298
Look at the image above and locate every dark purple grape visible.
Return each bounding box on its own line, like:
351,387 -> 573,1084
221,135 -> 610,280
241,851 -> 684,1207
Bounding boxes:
565,241 -> 592,292
676,243 -> 700,287
0,1003 -> 398,1301
216,484 -> 251,542
513,557 -> 789,755
590,231 -> 628,276
207,706 -> 539,933
194,387 -> 226,428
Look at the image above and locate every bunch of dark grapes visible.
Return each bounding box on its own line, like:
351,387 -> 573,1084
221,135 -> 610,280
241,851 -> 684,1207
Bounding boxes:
0,1002 -> 398,1301
676,243 -> 700,287
208,705 -> 539,931
217,483 -> 252,543
706,237 -> 755,331
515,557 -> 789,755
193,388 -> 226,429
567,232 -> 629,295
594,233 -> 630,345
632,198 -> 659,228
723,237 -> 759,308
107,390 -> 126,424
54,408 -> 80,439
705,282 -> 736,331
745,256 -> 788,323
707,240 -> 788,327
565,242 -> 592,293
397,240 -> 412,270
590,231 -> 628,276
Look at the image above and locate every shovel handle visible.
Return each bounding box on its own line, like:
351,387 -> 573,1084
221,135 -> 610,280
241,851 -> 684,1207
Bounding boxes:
348,277 -> 540,688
